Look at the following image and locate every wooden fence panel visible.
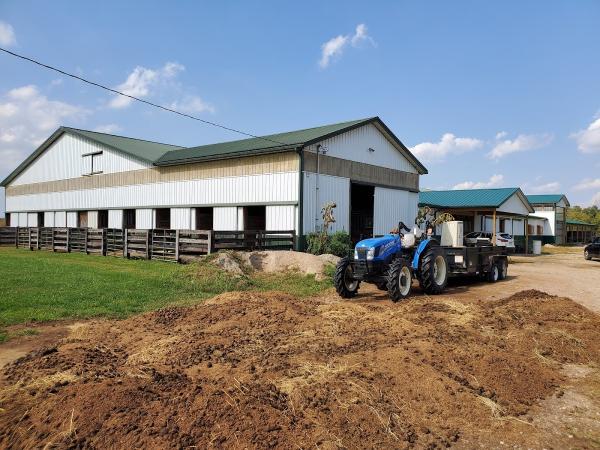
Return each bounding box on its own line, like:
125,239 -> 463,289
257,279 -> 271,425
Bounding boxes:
17,228 -> 31,249
86,229 -> 105,255
151,229 -> 178,262
0,227 -> 17,246
213,230 -> 294,251
52,228 -> 69,252
125,229 -> 150,259
105,228 -> 124,257
39,228 -> 54,250
178,230 -> 212,256
69,228 -> 87,253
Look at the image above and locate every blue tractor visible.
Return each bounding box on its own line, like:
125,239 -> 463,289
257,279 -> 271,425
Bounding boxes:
334,220 -> 509,301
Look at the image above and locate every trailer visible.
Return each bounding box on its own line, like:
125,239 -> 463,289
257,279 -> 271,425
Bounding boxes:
334,221 -> 509,301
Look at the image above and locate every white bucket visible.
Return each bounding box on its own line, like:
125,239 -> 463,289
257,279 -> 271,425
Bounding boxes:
532,240 -> 542,255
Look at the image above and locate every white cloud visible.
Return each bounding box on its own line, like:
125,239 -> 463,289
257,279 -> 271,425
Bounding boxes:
0,21 -> 16,47
319,23 -> 375,68
93,124 -> 122,134
591,192 -> 600,207
571,116 -> 600,154
410,133 -> 483,163
0,85 -> 88,180
573,178 -> 600,191
453,174 -> 504,190
495,131 -> 507,140
109,62 -> 185,109
488,132 -> 553,159
170,95 -> 214,114
527,181 -> 561,193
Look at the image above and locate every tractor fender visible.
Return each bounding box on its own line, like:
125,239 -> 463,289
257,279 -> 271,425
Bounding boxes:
412,239 -> 432,270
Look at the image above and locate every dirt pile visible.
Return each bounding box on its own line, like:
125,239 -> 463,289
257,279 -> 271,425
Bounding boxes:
1,290 -> 599,448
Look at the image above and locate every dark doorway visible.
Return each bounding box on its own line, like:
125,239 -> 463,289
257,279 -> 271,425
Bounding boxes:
78,211 -> 88,228
244,206 -> 266,230
37,212 -> 45,228
195,207 -> 213,230
5,213 -> 10,227
350,183 -> 374,243
155,208 -> 171,229
124,209 -> 136,229
98,210 -> 109,228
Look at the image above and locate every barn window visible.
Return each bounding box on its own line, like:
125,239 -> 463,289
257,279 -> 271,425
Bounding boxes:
195,207 -> 213,230
82,151 -> 103,176
155,209 -> 171,229
98,210 -> 109,228
123,209 -> 136,229
5,213 -> 10,226
244,206 -> 266,230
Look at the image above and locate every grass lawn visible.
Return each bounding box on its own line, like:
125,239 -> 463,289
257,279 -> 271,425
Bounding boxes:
0,248 -> 333,336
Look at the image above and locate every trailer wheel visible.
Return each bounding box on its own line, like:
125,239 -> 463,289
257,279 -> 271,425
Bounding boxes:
487,263 -> 499,282
387,259 -> 412,302
334,257 -> 360,298
419,246 -> 448,295
498,259 -> 508,280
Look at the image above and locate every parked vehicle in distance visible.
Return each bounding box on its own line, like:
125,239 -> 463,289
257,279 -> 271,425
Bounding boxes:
584,237 -> 600,260
464,231 -> 492,245
496,233 -> 515,248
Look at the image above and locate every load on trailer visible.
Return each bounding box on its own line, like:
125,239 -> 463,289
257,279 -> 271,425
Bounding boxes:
334,220 -> 508,301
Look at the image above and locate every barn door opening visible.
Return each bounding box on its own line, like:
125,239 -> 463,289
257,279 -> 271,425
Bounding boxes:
98,210 -> 108,228
350,183 -> 374,243
37,212 -> 45,228
244,206 -> 266,230
78,211 -> 88,228
195,207 -> 213,230
124,209 -> 136,229
155,208 -> 171,229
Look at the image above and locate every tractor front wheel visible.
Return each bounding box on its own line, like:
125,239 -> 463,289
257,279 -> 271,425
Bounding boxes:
387,258 -> 412,302
334,257 -> 360,298
419,246 -> 448,295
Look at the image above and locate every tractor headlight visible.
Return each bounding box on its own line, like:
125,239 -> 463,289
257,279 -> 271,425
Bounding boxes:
354,249 -> 359,260
366,247 -> 375,260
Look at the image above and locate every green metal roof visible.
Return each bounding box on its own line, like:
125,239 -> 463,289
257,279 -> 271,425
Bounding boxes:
0,127 -> 183,186
566,219 -> 596,226
526,194 -> 570,206
154,116 -> 427,174
419,188 -> 524,208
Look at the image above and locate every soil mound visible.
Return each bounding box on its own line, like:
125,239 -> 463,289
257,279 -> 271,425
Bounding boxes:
1,290 -> 599,448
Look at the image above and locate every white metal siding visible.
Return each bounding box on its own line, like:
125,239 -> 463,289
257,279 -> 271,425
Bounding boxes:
171,208 -> 192,230
55,211 -> 66,227
11,133 -> 150,186
373,188 -> 418,235
66,211 -> 77,227
27,212 -> 38,227
513,219 -> 524,235
530,210 -> 555,235
498,194 -> 531,216
17,212 -> 26,227
302,172 -> 350,233
136,209 -> 153,229
6,172 -> 298,212
88,211 -> 98,228
108,210 -> 123,228
214,207 -> 238,230
266,205 -> 296,230
237,207 -> 245,231
44,211 -> 55,227
309,123 -> 418,174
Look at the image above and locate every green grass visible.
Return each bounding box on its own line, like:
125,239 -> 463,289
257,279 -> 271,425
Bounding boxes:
0,248 -> 333,330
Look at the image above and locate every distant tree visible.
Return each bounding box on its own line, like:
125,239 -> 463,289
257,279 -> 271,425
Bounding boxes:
567,205 -> 600,229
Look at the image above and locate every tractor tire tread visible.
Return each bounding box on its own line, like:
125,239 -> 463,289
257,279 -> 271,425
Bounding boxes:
420,247 -> 447,295
334,257 -> 359,298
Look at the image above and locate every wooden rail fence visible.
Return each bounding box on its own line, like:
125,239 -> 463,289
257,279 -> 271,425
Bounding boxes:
0,227 -> 295,263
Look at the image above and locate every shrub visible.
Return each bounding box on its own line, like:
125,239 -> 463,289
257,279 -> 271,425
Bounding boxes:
306,230 -> 352,258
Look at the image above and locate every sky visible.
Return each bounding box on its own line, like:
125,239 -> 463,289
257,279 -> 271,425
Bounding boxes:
1,0 -> 599,217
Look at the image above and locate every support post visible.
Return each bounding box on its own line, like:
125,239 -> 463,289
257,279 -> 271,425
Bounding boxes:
52,228 -> 55,252
207,230 -> 213,255
15,227 -> 18,248
28,227 -> 32,251
101,229 -> 105,256
146,230 -> 150,260
85,228 -> 89,254
66,228 -> 71,252
525,218 -> 529,254
175,230 -> 180,262
492,209 -> 497,246
124,228 -> 128,258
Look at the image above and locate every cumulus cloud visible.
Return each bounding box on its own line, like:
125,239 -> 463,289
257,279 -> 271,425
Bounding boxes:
495,131 -> 507,140
527,181 -> 561,193
319,24 -> 375,68
170,95 -> 214,114
488,133 -> 553,159
571,116 -> 600,154
109,62 -> 185,109
0,21 -> 16,47
93,124 -> 122,134
410,133 -> 483,163
453,174 -> 504,190
0,85 -> 88,179
573,178 -> 600,191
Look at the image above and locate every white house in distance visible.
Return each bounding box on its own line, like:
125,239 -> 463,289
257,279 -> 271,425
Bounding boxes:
1,117 -> 428,248
526,194 -> 570,245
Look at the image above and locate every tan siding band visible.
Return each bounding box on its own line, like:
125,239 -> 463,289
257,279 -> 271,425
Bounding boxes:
303,152 -> 419,192
7,152 -> 299,197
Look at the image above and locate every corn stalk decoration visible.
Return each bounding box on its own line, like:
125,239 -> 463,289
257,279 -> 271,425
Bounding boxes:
416,206 -> 455,228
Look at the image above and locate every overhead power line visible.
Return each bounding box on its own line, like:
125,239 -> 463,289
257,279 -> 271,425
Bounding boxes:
0,47 -> 287,146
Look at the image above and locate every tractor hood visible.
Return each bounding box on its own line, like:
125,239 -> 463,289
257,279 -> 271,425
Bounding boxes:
356,235 -> 397,249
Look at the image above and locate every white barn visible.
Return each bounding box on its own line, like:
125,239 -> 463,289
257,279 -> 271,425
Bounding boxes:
1,117 -> 427,248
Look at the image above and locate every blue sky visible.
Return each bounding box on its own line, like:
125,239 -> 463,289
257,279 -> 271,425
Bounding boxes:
1,0 -> 599,216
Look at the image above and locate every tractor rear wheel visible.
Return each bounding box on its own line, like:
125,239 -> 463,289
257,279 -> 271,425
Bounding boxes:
419,246 -> 448,295
334,257 -> 360,298
387,258 -> 412,302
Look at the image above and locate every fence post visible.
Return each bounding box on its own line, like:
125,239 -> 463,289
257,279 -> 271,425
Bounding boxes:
207,230 -> 213,254
14,227 -> 18,248
28,227 -> 32,251
146,230 -> 150,260
84,228 -> 89,254
124,228 -> 128,258
66,228 -> 71,252
51,228 -> 55,252
101,229 -> 106,256
175,230 -> 180,262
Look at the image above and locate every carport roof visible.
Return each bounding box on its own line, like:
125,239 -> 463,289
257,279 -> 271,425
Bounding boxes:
419,187 -> 533,212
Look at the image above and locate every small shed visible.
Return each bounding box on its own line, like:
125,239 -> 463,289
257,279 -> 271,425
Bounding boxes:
566,219 -> 598,244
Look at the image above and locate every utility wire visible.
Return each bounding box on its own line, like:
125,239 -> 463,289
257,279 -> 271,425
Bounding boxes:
0,47 -> 288,146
